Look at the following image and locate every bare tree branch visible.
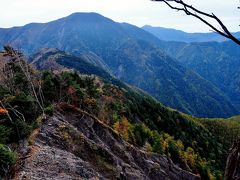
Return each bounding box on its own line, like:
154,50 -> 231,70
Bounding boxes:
6,103 -> 26,122
152,0 -> 240,45
3,46 -> 45,114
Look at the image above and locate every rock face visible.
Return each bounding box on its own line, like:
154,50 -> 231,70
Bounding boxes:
14,104 -> 199,180
225,140 -> 240,180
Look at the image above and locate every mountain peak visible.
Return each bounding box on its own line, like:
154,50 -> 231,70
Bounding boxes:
68,12 -> 102,18
63,12 -> 113,23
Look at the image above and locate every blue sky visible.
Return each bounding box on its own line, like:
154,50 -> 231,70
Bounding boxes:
0,0 -> 239,32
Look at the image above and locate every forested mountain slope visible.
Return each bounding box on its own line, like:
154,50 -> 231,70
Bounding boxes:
102,39 -> 238,117
158,40 -> 240,110
30,46 -> 239,118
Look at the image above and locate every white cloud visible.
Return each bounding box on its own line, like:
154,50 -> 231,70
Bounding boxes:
0,0 -> 239,32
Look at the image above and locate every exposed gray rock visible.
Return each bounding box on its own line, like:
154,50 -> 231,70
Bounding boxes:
15,105 -> 200,180
225,139 -> 240,180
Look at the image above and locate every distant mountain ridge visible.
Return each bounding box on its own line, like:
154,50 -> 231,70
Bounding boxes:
0,12 -> 238,118
142,25 -> 240,42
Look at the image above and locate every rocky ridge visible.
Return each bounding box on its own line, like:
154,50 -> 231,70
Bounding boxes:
14,104 -> 199,180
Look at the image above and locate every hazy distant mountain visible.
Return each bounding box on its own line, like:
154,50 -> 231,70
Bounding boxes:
142,25 -> 240,43
0,12 -> 238,117
0,13 -> 159,56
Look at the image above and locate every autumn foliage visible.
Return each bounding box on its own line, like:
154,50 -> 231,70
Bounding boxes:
0,108 -> 8,114
113,116 -> 131,141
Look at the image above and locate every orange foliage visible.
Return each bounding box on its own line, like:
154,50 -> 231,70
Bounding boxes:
113,116 -> 131,141
0,108 -> 8,114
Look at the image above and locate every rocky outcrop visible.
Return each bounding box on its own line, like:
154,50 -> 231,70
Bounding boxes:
225,140 -> 240,180
14,104 -> 200,180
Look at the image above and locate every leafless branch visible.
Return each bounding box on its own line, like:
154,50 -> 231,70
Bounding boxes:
3,46 -> 45,114
6,104 -> 26,122
152,0 -> 240,45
